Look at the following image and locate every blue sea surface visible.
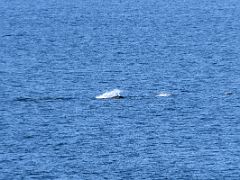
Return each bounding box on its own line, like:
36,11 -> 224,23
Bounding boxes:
1,0 -> 240,179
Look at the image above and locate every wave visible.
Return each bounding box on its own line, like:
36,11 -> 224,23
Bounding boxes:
96,89 -> 123,99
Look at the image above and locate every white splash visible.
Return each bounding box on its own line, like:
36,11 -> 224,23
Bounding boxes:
157,92 -> 171,97
96,89 -> 123,99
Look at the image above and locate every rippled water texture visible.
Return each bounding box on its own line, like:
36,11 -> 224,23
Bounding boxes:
1,0 -> 240,179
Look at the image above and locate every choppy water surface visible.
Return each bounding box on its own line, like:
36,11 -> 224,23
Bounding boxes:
1,0 -> 240,179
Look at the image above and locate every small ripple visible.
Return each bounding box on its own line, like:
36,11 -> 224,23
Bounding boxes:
2,34 -> 13,37
14,97 -> 74,102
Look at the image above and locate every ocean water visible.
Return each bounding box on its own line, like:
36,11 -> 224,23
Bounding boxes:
1,0 -> 240,179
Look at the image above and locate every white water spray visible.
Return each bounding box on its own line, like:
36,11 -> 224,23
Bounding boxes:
96,89 -> 123,99
157,92 -> 171,97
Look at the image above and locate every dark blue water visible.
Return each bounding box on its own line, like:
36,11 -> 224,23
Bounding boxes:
1,0 -> 240,179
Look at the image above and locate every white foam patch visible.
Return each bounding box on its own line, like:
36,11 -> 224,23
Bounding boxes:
96,89 -> 122,99
157,92 -> 171,97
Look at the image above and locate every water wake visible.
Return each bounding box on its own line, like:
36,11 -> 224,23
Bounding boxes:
96,89 -> 123,99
